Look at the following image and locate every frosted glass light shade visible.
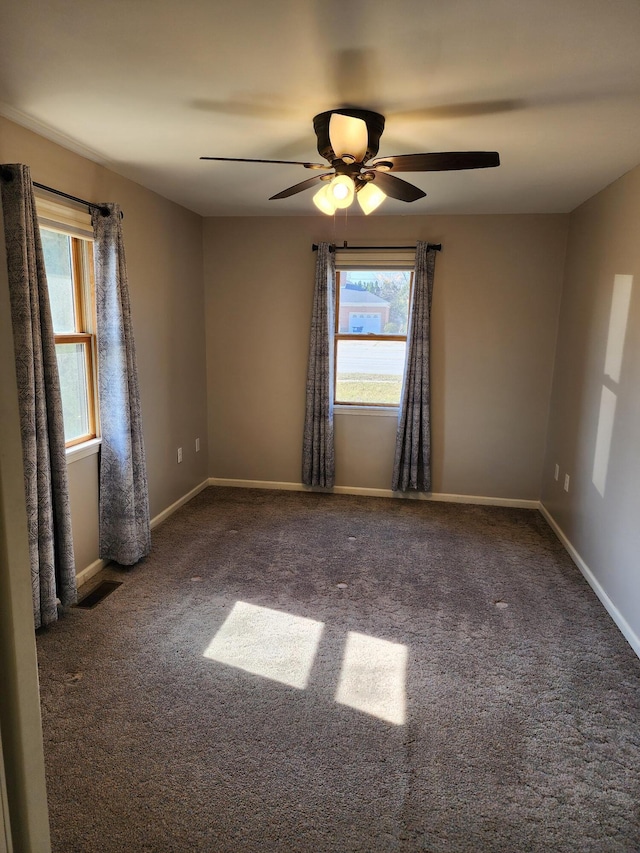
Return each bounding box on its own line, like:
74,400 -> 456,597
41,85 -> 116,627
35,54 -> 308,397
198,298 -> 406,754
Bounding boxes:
313,184 -> 337,215
329,114 -> 368,162
329,175 -> 355,209
357,182 -> 387,215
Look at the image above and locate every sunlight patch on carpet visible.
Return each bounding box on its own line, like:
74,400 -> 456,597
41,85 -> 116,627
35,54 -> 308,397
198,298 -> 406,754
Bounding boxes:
203,601 -> 324,689
335,632 -> 407,725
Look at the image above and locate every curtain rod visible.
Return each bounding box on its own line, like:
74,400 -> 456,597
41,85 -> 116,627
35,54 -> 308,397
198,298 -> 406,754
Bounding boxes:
312,242 -> 441,252
0,166 -> 117,218
33,181 -> 114,218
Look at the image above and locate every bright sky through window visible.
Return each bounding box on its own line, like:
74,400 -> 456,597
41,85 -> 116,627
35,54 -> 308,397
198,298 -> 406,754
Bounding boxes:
40,222 -> 97,447
335,269 -> 412,406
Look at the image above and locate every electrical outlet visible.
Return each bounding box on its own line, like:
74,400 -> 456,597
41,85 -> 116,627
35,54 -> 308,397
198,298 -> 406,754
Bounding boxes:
177,447 -> 183,464
564,473 -> 570,492
195,437 -> 200,452
554,463 -> 559,481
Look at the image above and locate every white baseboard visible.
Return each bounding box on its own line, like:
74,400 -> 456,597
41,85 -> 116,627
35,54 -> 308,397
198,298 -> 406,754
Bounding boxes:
336,486 -> 539,508
208,477 -> 304,493
76,558 -> 109,589
150,479 -> 210,530
73,476 -> 639,661
207,477 -> 538,509
539,503 -> 640,660
75,479 -> 209,586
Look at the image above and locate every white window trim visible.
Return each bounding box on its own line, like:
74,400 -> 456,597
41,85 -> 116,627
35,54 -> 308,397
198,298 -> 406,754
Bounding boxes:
334,404 -> 399,417
336,249 -> 416,268
66,437 -> 101,464
34,193 -> 94,239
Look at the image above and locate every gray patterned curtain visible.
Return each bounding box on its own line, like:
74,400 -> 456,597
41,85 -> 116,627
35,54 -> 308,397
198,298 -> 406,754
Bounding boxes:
92,205 -> 151,564
392,241 -> 437,492
302,242 -> 336,487
1,163 -> 76,628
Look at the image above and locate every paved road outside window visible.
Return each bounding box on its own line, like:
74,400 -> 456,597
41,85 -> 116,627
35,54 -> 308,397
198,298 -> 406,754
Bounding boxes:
337,340 -> 406,376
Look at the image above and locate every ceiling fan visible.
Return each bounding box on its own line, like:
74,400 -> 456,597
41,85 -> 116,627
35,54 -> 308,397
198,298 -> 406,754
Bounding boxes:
201,108 -> 500,215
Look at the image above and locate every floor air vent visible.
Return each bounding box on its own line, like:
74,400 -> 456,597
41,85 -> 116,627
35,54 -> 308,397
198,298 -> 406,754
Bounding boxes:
76,581 -> 122,609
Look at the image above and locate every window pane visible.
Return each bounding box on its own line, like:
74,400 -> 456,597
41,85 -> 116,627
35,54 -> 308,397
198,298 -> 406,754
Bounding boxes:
338,270 -> 412,335
336,340 -> 406,405
41,229 -> 76,332
55,344 -> 90,441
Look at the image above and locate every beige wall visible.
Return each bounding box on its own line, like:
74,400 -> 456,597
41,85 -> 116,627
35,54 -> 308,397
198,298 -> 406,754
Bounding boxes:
66,455 -> 100,573
203,213 -> 568,500
542,163 -> 640,644
1,117 -> 209,574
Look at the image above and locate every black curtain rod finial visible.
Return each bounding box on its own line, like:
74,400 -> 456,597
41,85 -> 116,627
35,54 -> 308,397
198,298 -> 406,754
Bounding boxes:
1,168 -> 122,218
32,181 -> 122,219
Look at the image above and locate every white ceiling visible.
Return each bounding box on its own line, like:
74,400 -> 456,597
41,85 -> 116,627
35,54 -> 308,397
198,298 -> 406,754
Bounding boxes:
2,0 -> 640,217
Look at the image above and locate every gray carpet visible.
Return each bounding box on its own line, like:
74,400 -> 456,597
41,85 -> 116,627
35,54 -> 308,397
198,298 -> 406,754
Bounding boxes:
36,487 -> 640,852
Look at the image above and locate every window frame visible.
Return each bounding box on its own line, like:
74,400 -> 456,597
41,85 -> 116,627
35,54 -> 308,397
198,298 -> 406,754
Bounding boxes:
37,196 -> 99,449
333,266 -> 414,408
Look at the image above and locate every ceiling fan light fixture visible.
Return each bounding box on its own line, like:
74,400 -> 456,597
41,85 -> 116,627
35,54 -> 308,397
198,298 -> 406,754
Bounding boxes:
329,113 -> 368,162
329,175 -> 355,208
313,184 -> 337,215
203,110 -> 499,212
357,182 -> 387,215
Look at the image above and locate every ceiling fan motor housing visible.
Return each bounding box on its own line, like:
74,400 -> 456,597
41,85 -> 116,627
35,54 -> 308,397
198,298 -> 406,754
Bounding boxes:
313,108 -> 385,164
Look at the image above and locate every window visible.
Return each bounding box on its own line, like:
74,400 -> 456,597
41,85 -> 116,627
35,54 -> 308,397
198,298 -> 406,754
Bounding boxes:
37,197 -> 98,447
334,261 -> 414,407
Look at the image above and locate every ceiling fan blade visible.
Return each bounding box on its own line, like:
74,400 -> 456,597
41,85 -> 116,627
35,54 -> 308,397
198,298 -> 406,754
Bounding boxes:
372,152 -> 500,172
329,113 -> 368,161
388,100 -> 521,122
191,98 -> 304,120
370,172 -> 426,202
200,156 -> 326,169
269,174 -> 332,200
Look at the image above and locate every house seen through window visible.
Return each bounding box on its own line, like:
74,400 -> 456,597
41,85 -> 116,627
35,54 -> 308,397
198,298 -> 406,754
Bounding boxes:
38,199 -> 98,447
335,268 -> 413,406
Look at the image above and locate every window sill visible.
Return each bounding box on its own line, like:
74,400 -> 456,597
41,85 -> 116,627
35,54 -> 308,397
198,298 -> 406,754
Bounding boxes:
66,437 -> 101,464
334,405 -> 399,418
